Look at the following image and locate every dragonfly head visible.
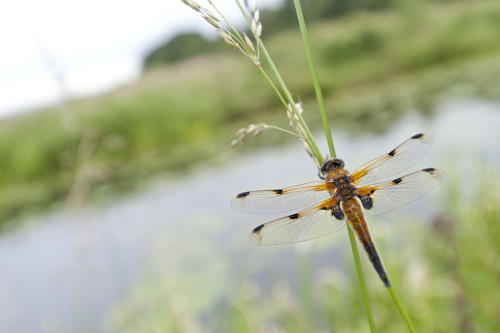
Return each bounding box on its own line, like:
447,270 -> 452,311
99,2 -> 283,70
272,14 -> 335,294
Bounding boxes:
321,158 -> 345,175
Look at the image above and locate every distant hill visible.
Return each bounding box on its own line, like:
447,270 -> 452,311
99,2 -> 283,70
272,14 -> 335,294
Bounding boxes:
143,33 -> 221,69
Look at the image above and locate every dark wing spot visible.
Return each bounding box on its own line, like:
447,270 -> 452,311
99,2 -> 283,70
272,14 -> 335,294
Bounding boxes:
423,167 -> 435,174
320,206 -> 328,210
388,148 -> 396,157
289,213 -> 300,219
411,133 -> 424,139
237,191 -> 250,198
252,224 -> 264,233
370,189 -> 376,194
273,189 -> 283,195
392,177 -> 402,184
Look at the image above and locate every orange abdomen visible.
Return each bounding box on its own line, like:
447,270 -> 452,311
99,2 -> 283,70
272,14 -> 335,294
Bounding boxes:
341,198 -> 390,287
341,198 -> 371,243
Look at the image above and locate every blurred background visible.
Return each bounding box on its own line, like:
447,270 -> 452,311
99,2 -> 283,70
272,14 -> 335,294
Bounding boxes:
1,0 -> 499,332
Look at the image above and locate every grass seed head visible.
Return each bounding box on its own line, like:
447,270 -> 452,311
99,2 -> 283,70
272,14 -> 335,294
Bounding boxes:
203,15 -> 220,29
217,29 -> 239,49
250,0 -> 262,37
252,0 -> 259,12
243,33 -> 256,54
287,102 -> 304,127
254,9 -> 260,23
256,22 -> 262,37
201,7 -> 219,22
230,123 -> 269,148
181,0 -> 201,11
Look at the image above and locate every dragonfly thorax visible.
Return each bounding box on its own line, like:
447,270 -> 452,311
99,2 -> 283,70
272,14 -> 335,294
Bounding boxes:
325,168 -> 358,201
334,179 -> 358,201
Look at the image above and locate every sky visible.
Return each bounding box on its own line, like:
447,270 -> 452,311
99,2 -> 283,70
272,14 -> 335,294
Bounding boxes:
0,0 -> 281,117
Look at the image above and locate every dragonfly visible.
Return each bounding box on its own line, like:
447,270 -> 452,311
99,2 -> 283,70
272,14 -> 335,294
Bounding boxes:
231,133 -> 443,287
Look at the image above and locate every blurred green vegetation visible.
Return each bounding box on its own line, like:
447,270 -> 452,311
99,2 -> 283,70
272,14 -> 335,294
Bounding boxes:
143,0 -> 446,68
111,172 -> 500,332
2,0 -> 500,227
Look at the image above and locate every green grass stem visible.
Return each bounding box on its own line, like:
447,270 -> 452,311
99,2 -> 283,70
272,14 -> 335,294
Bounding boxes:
388,286 -> 417,333
346,221 -> 377,332
292,0 -> 376,331
235,0 -> 323,162
256,41 -> 323,160
293,1 -> 419,332
292,0 -> 336,158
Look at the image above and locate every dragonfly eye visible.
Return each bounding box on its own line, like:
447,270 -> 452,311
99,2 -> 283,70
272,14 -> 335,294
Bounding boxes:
321,158 -> 345,173
332,159 -> 344,168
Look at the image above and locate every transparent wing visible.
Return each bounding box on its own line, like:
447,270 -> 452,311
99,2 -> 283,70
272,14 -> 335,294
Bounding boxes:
357,168 -> 444,215
231,181 -> 334,214
351,133 -> 433,187
248,198 -> 345,245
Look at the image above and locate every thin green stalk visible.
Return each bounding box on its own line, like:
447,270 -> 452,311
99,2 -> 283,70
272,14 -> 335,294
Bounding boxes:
258,65 -> 313,149
255,46 -> 312,153
257,67 -> 288,114
292,1 -> 376,332
234,0 -> 323,162
230,0 -> 310,148
292,0 -> 336,157
265,125 -> 303,138
292,1 -> 417,332
346,223 -> 377,332
209,1 -> 247,47
257,60 -> 312,143
257,41 -> 323,161
388,287 -> 417,333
